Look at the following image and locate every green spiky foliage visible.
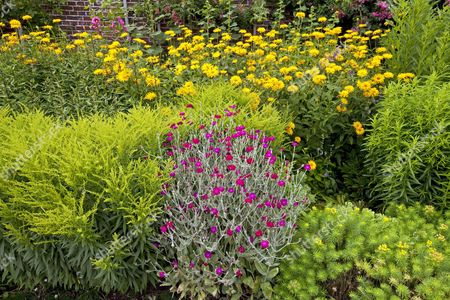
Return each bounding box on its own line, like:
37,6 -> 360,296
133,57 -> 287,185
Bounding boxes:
364,76 -> 450,209
384,0 -> 450,80
274,204 -> 450,300
0,84 -> 288,293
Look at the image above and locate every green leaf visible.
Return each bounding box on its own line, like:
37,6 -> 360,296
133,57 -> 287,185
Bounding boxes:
261,282 -> 273,299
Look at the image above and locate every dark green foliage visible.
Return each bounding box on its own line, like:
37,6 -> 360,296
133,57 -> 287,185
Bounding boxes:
274,204 -> 450,300
365,76 -> 450,209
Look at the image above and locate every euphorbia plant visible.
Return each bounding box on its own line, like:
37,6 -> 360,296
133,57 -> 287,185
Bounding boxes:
155,106 -> 311,299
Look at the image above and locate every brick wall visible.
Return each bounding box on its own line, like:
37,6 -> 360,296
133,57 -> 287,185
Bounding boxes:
50,0 -> 144,34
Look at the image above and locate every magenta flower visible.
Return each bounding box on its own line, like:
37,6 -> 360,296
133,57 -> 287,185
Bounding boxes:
236,178 -> 245,186
226,228 -> 233,236
235,269 -> 243,277
277,180 -> 285,187
204,251 -> 212,259
261,240 -> 270,249
210,226 -> 218,234
160,225 -> 167,233
215,267 -> 223,276
159,271 -> 165,279
304,164 -> 311,171
238,245 -> 245,253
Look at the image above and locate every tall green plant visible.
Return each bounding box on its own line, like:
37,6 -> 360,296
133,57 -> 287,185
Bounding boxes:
384,0 -> 450,79
365,76 -> 450,209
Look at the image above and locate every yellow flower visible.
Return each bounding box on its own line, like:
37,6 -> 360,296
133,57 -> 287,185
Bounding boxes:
377,244 -> 390,252
295,12 -> 306,18
344,85 -> 355,93
0,22 -> 5,27
144,92 -> 157,101
176,81 -> 197,97
383,71 -> 394,79
116,69 -> 132,82
355,127 -> 365,135
9,19 -> 21,29
294,136 -> 301,143
145,75 -> 161,87
308,160 -> 317,170
318,17 -> 327,23
397,72 -> 415,82
22,15 -> 32,21
230,75 -> 242,86
338,90 -> 349,98
267,97 -> 276,103
287,84 -> 299,93
312,74 -> 326,85
341,98 -> 349,105
308,48 -> 320,57
42,25 -> 53,30
201,63 -> 220,78
357,69 -> 368,77
164,30 -> 176,37
93,69 -> 107,76
52,19 -> 62,24
336,105 -> 347,112
353,121 -> 363,129
372,73 -> 385,84
73,39 -> 84,46
257,27 -> 266,33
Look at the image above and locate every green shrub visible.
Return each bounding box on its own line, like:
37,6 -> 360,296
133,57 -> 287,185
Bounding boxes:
384,0 -> 450,79
0,84 -> 288,293
365,76 -> 450,209
274,204 -> 450,300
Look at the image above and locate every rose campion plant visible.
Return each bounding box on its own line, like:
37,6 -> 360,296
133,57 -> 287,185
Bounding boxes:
155,106 -> 311,299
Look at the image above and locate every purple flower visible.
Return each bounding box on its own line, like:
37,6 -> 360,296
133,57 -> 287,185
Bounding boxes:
91,16 -> 101,26
159,271 -> 165,279
210,226 -> 218,234
261,240 -> 270,249
204,251 -> 212,259
216,267 -> 223,276
304,164 -> 311,171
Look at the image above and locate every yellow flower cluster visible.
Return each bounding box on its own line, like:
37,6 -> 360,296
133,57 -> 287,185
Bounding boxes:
176,81 -> 197,96
352,121 -> 365,136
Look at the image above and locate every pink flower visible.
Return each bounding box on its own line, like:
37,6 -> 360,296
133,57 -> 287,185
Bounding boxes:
255,230 -> 263,237
226,228 -> 233,236
261,240 -> 269,249
227,164 -> 236,171
236,178 -> 245,186
235,269 -> 243,277
160,225 -> 167,233
238,245 -> 245,253
277,180 -> 285,187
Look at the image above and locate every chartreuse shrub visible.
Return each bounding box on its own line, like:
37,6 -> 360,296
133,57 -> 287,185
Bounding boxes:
384,0 -> 450,80
274,204 -> 450,300
0,84 -> 288,293
365,76 -> 450,209
154,114 -> 311,300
